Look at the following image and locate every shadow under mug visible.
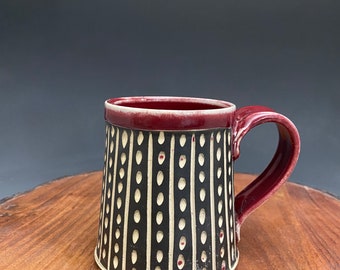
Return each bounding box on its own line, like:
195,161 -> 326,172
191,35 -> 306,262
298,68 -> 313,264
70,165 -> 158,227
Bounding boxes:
94,96 -> 300,270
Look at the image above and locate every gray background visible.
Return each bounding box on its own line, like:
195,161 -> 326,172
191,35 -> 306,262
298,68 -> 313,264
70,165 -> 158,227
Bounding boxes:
1,0 -> 339,200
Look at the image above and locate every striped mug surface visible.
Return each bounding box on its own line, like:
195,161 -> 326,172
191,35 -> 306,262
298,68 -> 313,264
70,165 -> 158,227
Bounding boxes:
94,97 -> 300,270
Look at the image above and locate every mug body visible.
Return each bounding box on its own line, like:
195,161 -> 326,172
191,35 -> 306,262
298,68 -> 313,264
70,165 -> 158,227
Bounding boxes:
95,97 -> 239,270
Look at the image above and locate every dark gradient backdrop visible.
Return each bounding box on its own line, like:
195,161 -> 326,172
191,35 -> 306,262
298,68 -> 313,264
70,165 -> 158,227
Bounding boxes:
1,0 -> 339,199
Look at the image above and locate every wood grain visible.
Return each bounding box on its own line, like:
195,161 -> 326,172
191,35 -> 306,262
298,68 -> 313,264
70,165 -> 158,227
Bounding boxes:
0,172 -> 339,270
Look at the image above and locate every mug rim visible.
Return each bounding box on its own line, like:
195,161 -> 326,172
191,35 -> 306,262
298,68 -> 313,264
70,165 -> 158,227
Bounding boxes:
104,96 -> 236,130
105,96 -> 236,113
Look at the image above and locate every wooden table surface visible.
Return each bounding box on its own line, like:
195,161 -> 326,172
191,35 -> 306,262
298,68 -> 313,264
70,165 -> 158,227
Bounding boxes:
0,171 -> 339,270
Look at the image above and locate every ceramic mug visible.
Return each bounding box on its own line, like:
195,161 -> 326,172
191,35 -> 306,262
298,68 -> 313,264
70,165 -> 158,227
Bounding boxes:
94,96 -> 300,270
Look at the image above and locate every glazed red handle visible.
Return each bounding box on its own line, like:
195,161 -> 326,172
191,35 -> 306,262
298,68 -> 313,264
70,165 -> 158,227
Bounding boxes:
233,106 -> 300,240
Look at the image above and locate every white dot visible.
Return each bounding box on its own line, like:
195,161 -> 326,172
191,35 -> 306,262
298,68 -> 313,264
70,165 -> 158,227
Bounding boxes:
137,131 -> 144,145
102,249 -> 106,259
178,177 -> 186,190
199,171 -> 205,182
106,204 -> 110,214
220,247 -> 225,258
122,131 -> 128,148
201,231 -> 207,244
218,200 -> 223,214
109,157 -> 113,168
216,147 -> 222,161
157,131 -> 165,145
178,218 -> 186,230
228,165 -> 232,176
121,152 -> 127,165
200,188 -> 206,201
177,254 -> 185,269
108,173 -> 112,183
216,131 -> 221,143
179,155 -> 187,168
118,182 -> 123,193
179,134 -> 186,147
136,171 -> 143,184
104,233 -> 107,244
217,167 -> 222,179
199,134 -> 205,147
114,243 -> 119,253
113,255 -> 119,268
228,150 -> 232,162
157,192 -> 164,206
179,236 -> 186,250
104,217 -> 109,228
117,197 -> 122,209
134,189 -> 141,203
132,229 -> 139,244
111,127 -> 115,137
136,150 -> 142,165
119,168 -> 125,179
156,211 -> 163,225
157,171 -> 164,186
219,230 -> 225,243
218,216 -> 223,228
158,151 -> 165,165
217,184 -> 223,196
199,208 -> 206,225
134,210 -> 141,223
107,188 -> 111,199
198,153 -> 205,166
117,214 -> 122,225
156,250 -> 163,263
201,250 -> 207,262
115,229 -> 120,239
228,132 -> 231,144
222,260 -> 227,269
179,198 -> 187,212
228,181 -> 232,195
131,250 -> 138,264
156,231 -> 164,243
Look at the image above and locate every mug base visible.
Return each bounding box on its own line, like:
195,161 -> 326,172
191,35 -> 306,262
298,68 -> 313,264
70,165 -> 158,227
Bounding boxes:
94,248 -> 240,270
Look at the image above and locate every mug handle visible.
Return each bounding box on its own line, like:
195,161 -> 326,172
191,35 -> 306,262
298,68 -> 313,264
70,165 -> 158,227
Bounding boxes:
233,106 -> 300,241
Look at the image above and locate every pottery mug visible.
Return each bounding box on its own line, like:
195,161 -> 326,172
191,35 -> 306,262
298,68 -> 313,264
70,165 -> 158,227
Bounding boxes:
94,96 -> 300,270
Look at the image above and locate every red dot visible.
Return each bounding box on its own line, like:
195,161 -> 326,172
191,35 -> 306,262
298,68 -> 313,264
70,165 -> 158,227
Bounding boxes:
159,155 -> 164,159
192,136 -> 195,142
178,260 -> 183,266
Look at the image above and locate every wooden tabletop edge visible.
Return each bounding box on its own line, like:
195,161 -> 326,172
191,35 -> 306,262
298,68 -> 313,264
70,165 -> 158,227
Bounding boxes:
1,171 -> 339,206
0,170 -> 101,205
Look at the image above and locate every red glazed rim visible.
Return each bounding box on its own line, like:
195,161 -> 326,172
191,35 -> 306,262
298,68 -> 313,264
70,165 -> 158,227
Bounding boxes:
105,96 -> 236,130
